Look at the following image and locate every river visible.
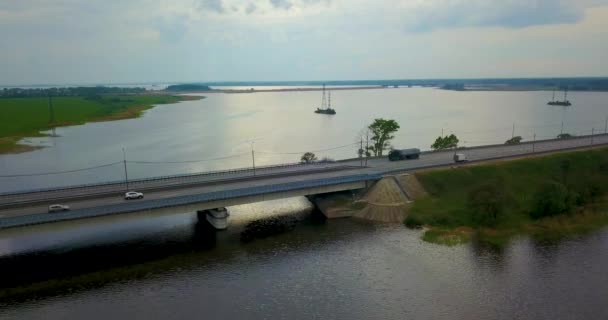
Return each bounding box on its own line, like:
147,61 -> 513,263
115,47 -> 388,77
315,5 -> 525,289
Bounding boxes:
1,88 -> 608,319
1,199 -> 607,319
1,87 -> 607,192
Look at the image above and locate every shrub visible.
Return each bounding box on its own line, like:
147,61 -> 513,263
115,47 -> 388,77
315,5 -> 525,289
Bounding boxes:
404,215 -> 423,229
530,181 -> 575,219
505,136 -> 523,145
467,182 -> 511,227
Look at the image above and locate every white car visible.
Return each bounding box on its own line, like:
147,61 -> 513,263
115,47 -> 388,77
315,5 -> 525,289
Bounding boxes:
48,204 -> 70,213
125,191 -> 144,200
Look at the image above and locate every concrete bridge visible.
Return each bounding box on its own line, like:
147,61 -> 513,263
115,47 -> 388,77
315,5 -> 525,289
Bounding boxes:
1,134 -> 607,229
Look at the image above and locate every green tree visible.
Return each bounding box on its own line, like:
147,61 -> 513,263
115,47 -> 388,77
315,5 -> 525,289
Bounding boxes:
367,119 -> 400,156
530,181 -> 575,219
467,182 -> 511,227
505,136 -> 523,145
431,134 -> 459,150
300,152 -> 317,164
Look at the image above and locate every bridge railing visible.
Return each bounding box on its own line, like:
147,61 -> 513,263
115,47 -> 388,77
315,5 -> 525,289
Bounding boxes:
0,161 -> 344,197
0,173 -> 383,229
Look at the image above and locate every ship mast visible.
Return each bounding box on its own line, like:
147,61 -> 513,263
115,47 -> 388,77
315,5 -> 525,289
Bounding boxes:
328,90 -> 331,109
321,84 -> 326,109
564,87 -> 568,101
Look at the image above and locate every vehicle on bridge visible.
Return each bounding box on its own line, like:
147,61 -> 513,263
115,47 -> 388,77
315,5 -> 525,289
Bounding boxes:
124,191 -> 144,200
388,148 -> 421,161
453,153 -> 467,163
48,204 -> 70,213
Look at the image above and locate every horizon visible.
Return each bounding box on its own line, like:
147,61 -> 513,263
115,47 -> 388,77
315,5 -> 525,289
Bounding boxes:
3,75 -> 608,88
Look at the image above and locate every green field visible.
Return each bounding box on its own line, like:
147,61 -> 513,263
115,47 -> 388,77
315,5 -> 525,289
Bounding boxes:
407,148 -> 608,246
0,94 -> 201,153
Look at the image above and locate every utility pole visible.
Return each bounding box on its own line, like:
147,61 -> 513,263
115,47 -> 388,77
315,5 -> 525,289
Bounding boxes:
560,121 -> 564,135
605,116 -> 607,134
591,128 -> 594,145
365,130 -> 370,166
532,133 -> 536,153
360,137 -> 364,167
122,148 -> 129,191
250,141 -> 256,176
48,92 -> 55,124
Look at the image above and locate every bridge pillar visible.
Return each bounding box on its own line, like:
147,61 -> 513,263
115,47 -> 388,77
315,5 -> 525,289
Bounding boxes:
197,208 -> 229,230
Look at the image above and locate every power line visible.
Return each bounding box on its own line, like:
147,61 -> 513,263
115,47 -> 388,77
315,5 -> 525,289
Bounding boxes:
127,153 -> 247,164
0,162 -> 122,178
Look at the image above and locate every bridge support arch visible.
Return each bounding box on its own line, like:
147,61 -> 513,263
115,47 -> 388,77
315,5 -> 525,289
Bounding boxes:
197,208 -> 229,230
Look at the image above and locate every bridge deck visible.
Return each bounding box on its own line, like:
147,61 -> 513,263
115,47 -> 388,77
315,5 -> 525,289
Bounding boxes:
0,134 -> 607,229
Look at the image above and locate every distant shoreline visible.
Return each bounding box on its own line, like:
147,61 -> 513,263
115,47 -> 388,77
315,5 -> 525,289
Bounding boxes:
442,86 -> 608,92
0,94 -> 203,155
165,84 -> 608,94
165,85 -> 390,94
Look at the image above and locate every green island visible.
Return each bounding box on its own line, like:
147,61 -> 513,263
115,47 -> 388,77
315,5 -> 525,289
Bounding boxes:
0,94 -> 202,154
405,148 -> 608,246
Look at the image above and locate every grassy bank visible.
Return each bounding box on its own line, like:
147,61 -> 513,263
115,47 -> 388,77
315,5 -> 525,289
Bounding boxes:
0,94 -> 202,154
406,148 -> 608,246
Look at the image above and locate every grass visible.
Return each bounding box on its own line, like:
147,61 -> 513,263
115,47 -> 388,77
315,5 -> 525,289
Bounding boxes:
0,94 -> 202,153
407,148 -> 608,246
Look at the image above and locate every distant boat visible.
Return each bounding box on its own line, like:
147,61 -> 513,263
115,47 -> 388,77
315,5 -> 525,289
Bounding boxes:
548,88 -> 572,106
315,84 -> 336,115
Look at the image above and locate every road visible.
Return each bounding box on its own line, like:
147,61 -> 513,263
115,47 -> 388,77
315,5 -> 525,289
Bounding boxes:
1,134 -> 607,219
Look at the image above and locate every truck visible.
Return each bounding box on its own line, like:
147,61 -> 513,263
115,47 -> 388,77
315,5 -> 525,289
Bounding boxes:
453,153 -> 467,163
388,148 -> 421,161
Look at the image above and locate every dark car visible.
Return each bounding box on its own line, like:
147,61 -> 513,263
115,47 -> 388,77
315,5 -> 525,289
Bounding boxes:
388,148 -> 421,161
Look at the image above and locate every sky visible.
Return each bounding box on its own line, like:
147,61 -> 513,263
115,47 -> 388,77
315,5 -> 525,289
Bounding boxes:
1,0 -> 608,85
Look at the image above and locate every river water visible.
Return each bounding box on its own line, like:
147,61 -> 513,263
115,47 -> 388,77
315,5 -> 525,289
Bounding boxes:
1,88 -> 608,318
0,198 -> 607,319
1,87 -> 607,192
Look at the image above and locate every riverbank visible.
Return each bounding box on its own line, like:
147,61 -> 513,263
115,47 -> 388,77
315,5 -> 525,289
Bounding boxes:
441,85 -> 608,92
0,94 -> 203,154
406,148 -> 608,246
165,85 -> 387,95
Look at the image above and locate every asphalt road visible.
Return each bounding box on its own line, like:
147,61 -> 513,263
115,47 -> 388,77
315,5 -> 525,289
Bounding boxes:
1,134 -> 607,218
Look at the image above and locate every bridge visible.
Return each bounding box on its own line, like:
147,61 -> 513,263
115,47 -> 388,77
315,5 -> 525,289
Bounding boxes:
1,134 -> 607,229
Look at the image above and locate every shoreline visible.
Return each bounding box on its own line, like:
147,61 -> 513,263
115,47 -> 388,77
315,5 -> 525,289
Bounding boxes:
165,85 -> 608,94
165,85 -> 390,94
0,94 -> 204,155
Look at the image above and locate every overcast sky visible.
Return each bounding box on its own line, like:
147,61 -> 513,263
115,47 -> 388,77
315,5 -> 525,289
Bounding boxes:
1,0 -> 608,84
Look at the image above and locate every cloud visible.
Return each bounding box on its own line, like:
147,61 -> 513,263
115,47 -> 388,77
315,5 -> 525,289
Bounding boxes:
270,0 -> 293,10
199,0 -> 224,13
155,16 -> 188,43
245,2 -> 257,14
1,0 -> 608,84
403,0 -> 589,32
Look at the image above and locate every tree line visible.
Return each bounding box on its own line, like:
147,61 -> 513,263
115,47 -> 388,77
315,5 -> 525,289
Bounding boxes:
0,86 -> 147,98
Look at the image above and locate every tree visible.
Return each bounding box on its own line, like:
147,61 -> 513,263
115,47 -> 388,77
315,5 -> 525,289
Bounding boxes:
431,134 -> 459,150
530,181 -> 575,219
367,119 -> 400,156
300,152 -> 317,164
505,136 -> 523,145
467,182 -> 511,227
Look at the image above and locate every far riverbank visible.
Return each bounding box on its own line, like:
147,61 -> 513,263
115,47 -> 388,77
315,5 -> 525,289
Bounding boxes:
0,94 -> 203,154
